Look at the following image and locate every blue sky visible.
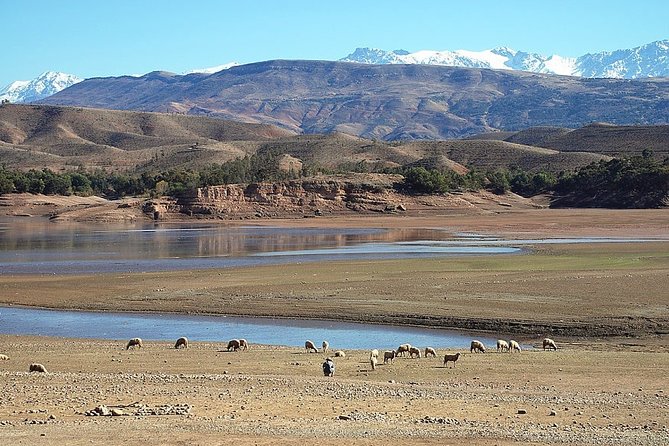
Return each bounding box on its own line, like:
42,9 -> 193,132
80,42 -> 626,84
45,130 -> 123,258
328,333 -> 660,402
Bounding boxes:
3,0 -> 668,86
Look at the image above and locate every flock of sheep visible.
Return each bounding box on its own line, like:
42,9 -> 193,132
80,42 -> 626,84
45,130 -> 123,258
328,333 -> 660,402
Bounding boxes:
303,337 -> 559,375
1,336 -> 559,375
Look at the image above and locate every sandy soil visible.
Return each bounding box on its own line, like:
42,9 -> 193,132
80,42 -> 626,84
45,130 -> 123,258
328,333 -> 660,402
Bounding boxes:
1,337 -> 668,445
0,198 -> 668,444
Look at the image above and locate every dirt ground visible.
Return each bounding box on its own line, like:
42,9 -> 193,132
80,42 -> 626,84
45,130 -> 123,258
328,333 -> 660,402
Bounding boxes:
0,200 -> 668,444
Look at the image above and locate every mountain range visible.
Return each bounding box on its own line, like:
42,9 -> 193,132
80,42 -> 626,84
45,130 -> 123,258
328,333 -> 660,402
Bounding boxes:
38,59 -> 669,140
341,40 -> 669,79
2,39 -> 669,106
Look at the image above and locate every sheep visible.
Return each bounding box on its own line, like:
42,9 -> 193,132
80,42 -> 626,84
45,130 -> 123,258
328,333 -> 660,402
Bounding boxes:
370,356 -> 378,371
126,338 -> 143,350
443,352 -> 461,368
29,363 -> 47,373
239,338 -> 249,351
409,346 -> 421,358
424,347 -> 437,358
470,340 -> 486,353
174,337 -> 188,349
509,340 -> 521,352
227,339 -> 241,351
370,349 -> 379,360
334,350 -> 346,358
543,338 -> 557,351
0,354 -> 9,360
396,343 -> 412,357
305,340 -> 318,353
496,339 -> 509,352
322,340 -> 329,353
383,350 -> 396,363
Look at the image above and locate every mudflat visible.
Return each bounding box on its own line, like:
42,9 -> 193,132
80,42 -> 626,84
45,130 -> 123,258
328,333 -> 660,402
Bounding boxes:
1,208 -> 668,444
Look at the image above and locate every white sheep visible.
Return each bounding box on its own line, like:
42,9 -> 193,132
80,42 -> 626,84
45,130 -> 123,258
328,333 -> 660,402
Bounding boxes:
370,356 -> 378,371
496,339 -> 509,352
470,340 -> 486,353
227,339 -> 241,351
396,343 -> 412,357
543,338 -> 557,351
29,363 -> 47,373
126,338 -> 143,350
424,347 -> 437,358
305,340 -> 318,353
443,352 -> 461,368
334,350 -> 346,358
174,337 -> 188,349
322,340 -> 329,352
0,354 -> 9,360
509,340 -> 521,352
383,350 -> 396,363
370,349 -> 379,360
409,346 -> 421,358
239,338 -> 249,351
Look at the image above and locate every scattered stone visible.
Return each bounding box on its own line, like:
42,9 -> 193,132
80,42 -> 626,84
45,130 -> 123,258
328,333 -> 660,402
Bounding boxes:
338,415 -> 351,421
549,410 -> 557,416
517,409 -> 527,414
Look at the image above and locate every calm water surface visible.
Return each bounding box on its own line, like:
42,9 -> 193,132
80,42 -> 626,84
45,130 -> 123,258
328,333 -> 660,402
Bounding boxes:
0,218 -> 521,274
0,306 -> 498,350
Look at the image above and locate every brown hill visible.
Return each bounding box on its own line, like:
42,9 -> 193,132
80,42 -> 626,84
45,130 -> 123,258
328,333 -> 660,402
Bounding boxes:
0,104 -> 294,172
471,123 -> 669,159
40,60 -> 669,140
0,104 -> 612,175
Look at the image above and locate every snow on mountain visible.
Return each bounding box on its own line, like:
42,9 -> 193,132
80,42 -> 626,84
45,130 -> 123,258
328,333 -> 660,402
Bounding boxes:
0,71 -> 83,103
183,62 -> 240,75
341,40 -> 669,79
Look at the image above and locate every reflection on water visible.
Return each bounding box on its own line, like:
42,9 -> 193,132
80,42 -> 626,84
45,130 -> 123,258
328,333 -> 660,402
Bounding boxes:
0,306 -> 499,349
0,218 -> 519,274
0,217 -> 664,275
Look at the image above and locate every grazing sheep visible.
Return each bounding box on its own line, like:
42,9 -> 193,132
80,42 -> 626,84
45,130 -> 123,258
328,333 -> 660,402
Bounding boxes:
470,340 -> 486,353
126,338 -> 143,350
409,346 -> 421,358
443,352 -> 461,368
174,337 -> 188,349
239,338 -> 249,351
29,363 -> 47,373
370,356 -> 378,370
334,350 -> 346,358
305,340 -> 318,353
322,340 -> 329,353
497,339 -> 509,352
383,350 -> 396,364
509,340 -> 521,352
227,339 -> 241,351
424,347 -> 437,358
0,354 -> 9,360
370,349 -> 379,360
396,343 -> 412,357
543,338 -> 557,351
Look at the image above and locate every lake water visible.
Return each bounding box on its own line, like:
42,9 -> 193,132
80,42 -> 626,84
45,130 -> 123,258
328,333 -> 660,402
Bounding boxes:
0,218 -> 522,274
0,306 -> 498,350
1,217 -> 665,345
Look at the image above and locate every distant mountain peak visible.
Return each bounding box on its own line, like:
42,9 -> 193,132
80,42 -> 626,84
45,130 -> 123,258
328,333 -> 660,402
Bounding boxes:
341,40 -> 669,79
183,62 -> 240,75
0,71 -> 83,103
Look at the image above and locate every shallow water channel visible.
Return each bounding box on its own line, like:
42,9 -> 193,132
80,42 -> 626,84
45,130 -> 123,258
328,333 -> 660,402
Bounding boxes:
0,306 -> 498,350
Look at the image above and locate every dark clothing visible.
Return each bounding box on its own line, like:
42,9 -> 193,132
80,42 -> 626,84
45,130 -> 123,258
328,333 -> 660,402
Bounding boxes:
322,359 -> 335,376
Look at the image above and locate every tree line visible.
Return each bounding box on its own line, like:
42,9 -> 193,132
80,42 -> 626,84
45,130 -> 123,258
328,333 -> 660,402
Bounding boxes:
1,151 -> 667,208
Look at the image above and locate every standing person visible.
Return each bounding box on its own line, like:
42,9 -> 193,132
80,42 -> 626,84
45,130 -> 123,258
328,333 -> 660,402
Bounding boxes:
322,357 -> 335,377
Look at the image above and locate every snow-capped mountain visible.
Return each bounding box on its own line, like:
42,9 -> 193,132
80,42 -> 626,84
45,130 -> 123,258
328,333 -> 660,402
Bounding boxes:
0,71 -> 83,103
183,62 -> 240,75
341,40 -> 669,79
